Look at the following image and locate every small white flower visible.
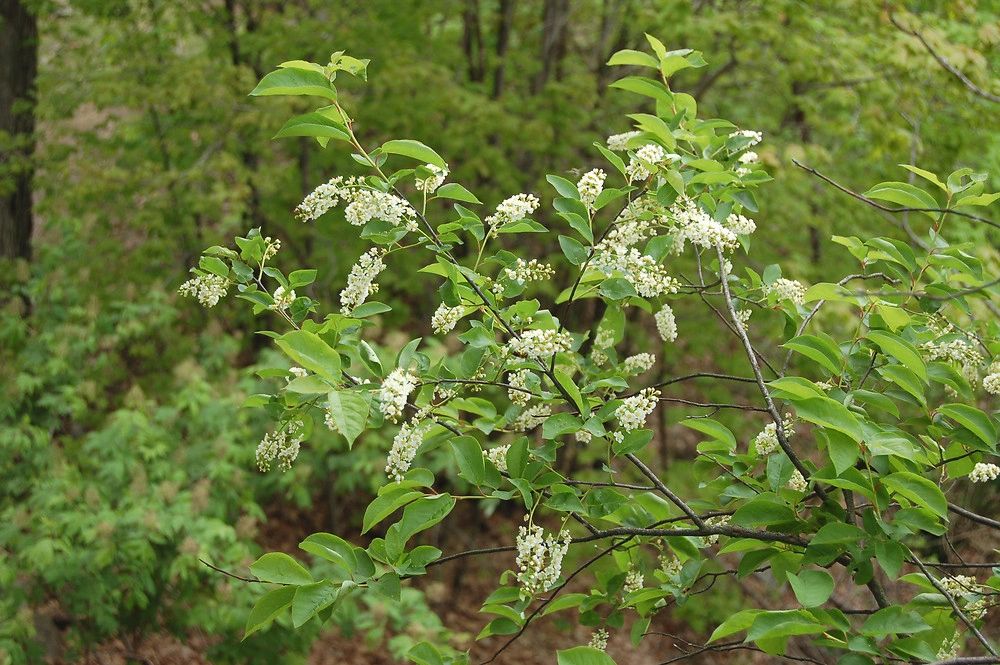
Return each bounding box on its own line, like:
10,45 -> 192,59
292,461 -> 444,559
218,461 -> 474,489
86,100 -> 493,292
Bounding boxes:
574,429 -> 593,444
484,445 -> 510,473
512,404 -> 551,431
385,418 -> 431,481
504,258 -> 555,284
606,130 -> 641,151
768,278 -> 806,306
588,628 -> 609,651
940,575 -> 978,595
256,424 -> 304,472
590,246 -> 679,298
612,388 -> 659,441
984,373 -> 1000,396
725,213 -> 757,236
623,568 -> 644,594
507,369 -> 535,406
737,150 -> 759,164
577,169 -> 606,209
655,305 -> 677,343
288,366 -> 308,379
340,248 -> 386,314
668,196 -> 739,253
787,469 -> 808,492
623,353 -> 655,375
271,286 -> 296,310
178,273 -> 229,308
507,329 -> 573,360
626,143 -> 672,182
431,303 -> 463,334
379,368 -> 419,423
516,524 -> 571,595
969,462 -> 1000,483
486,193 -> 540,229
703,515 -> 730,546
937,633 -> 960,660
733,129 -> 763,146
416,164 -> 448,193
660,554 -> 683,578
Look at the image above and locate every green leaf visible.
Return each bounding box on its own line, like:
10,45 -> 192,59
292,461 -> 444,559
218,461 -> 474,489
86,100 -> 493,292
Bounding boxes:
555,369 -> 588,416
273,111 -> 350,141
794,397 -> 863,443
864,181 -> 938,211
396,494 -> 456,544
861,607 -> 930,638
434,182 -> 481,204
898,164 -> 946,192
559,235 -> 589,265
326,390 -> 369,447
787,570 -> 834,608
244,586 -> 295,638
250,552 -> 312,585
731,494 -> 796,527
681,419 -> 737,451
955,192 -> 1000,207
820,429 -> 860,476
250,68 -> 337,100
865,331 -> 926,381
612,429 -> 653,455
607,49 -> 659,68
556,646 -> 618,665
451,436 -> 486,485
547,174 -> 580,199
380,139 -> 447,168
708,609 -> 761,642
362,487 -> 422,534
276,330 -> 341,381
882,472 -> 947,518
937,403 -> 997,450
783,334 -> 842,374
600,277 -> 637,300
291,580 -> 341,627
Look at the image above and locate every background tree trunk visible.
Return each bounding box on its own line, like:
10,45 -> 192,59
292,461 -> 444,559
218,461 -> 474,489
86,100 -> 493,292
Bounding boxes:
0,0 -> 38,261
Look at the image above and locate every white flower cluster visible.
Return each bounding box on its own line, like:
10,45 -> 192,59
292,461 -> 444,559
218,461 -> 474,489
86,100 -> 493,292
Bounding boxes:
416,164 -> 448,193
655,305 -> 677,342
787,469 -> 808,492
660,554 -> 683,578
379,368 -> 418,422
937,633 -> 960,661
486,193 -> 540,229
178,274 -> 229,308
612,388 -> 659,442
262,236 -> 281,261
588,629 -> 609,651
507,329 -> 573,359
516,524 -> 571,595
512,404 -> 551,431
985,372 -> 1000,396
295,176 -> 356,222
940,575 -> 978,595
591,246 -> 679,298
626,143 -> 673,182
768,278 -> 806,305
385,418 -> 431,482
484,445 -> 510,472
606,130 -> 641,151
340,248 -> 386,314
574,429 -> 593,444
431,303 -> 463,334
345,189 -> 418,231
623,568 -> 644,594
703,515 -> 730,546
623,353 -> 656,375
921,336 -> 984,384
507,369 -> 535,406
577,169 -> 606,209
604,204 -> 657,248
668,197 -> 739,253
504,258 -> 555,284
752,416 -> 794,456
969,462 -> 1000,483
738,151 -> 759,165
255,425 -> 303,472
271,286 -> 296,310
735,308 -> 752,327
289,366 -> 308,379
733,129 -> 763,146
725,213 -> 757,236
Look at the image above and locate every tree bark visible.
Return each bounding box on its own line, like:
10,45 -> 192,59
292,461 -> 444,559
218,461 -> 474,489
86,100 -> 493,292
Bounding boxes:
462,0 -> 486,83
532,0 -> 570,94
491,0 -> 515,99
0,0 -> 38,261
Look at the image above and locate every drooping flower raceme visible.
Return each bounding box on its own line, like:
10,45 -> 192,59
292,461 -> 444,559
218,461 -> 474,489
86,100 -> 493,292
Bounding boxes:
623,568 -> 644,594
178,274 -> 229,308
512,404 -> 551,431
431,303 -> 463,334
985,371 -> 1000,396
484,445 -> 510,472
668,196 -> 739,253
623,353 -> 655,375
256,424 -> 304,472
655,305 -> 677,342
271,286 -> 296,310
733,129 -> 763,146
577,169 -> 606,209
507,329 -> 573,360
752,416 -> 794,456
386,418 -> 432,482
516,524 -> 571,595
590,246 -> 679,298
588,629 -> 609,651
295,175 -> 418,231
416,164 -> 448,193
969,462 -> 1000,483
340,248 -> 386,314
787,469 -> 808,492
379,368 -> 419,422
504,258 -> 555,284
626,143 -> 671,182
507,369 -> 535,406
725,213 -> 757,236
612,388 -> 660,442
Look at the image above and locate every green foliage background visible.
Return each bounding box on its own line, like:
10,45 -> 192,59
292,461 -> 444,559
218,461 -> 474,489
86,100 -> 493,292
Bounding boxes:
2,1 -> 997,663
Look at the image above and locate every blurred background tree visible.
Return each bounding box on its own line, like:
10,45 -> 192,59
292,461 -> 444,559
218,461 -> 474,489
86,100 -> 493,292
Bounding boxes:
1,1 -> 997,663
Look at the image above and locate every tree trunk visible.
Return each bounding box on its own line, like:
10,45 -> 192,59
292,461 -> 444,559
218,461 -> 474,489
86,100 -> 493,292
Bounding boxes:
491,0 -> 515,99
0,0 -> 38,261
532,0 -> 570,94
462,0 -> 485,83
